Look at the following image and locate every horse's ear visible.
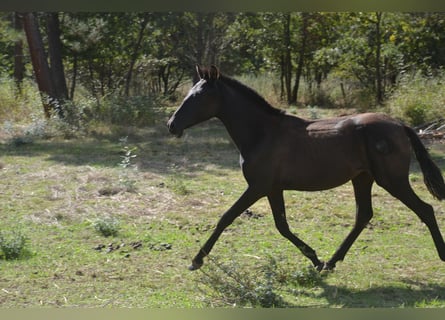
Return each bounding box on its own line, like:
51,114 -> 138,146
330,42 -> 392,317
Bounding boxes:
209,65 -> 220,80
196,65 -> 204,80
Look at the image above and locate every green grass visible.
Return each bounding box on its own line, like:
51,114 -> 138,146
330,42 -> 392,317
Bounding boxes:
1,110 -> 445,307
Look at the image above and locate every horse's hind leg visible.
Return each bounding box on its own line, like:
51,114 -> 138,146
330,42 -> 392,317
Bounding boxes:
268,190 -> 323,270
379,178 -> 445,262
325,172 -> 374,270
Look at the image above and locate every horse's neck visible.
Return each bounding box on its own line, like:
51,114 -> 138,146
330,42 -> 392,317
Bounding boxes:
216,89 -> 277,156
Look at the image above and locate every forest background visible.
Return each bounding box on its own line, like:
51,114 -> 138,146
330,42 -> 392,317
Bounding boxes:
1,12 -> 445,129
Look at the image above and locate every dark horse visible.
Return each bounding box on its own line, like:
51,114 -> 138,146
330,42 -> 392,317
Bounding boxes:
167,65 -> 445,271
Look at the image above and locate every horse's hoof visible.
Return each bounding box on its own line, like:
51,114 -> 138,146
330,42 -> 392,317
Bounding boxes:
188,260 -> 203,271
315,262 -> 325,272
322,262 -> 336,272
323,263 -> 335,271
315,261 -> 335,273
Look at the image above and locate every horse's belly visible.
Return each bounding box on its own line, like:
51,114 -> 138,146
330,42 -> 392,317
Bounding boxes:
241,129 -> 368,191
282,168 -> 356,191
280,153 -> 365,191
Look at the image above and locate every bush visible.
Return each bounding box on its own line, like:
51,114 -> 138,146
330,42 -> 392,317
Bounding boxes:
93,216 -> 120,237
290,266 -> 324,287
387,72 -> 445,126
0,78 -> 42,123
197,256 -> 287,307
94,94 -> 167,127
0,230 -> 29,260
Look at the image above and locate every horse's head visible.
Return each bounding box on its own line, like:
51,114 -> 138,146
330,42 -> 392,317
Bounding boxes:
167,65 -> 222,138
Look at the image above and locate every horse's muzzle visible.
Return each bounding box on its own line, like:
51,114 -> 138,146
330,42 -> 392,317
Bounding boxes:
167,118 -> 183,138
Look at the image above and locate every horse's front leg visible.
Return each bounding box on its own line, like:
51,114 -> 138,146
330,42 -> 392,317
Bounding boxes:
189,187 -> 263,270
267,190 -> 324,270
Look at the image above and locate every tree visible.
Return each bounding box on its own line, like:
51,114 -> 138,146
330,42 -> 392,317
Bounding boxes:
46,12 -> 68,102
269,13 -> 326,105
23,12 -> 69,118
320,12 -> 403,106
6,11 -> 445,120
23,12 -> 56,118
282,13 -> 292,103
124,13 -> 150,96
373,12 -> 384,105
291,12 -> 310,104
13,12 -> 24,94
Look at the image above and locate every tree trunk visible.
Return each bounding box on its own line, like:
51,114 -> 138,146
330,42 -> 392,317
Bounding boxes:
13,12 -> 24,95
88,60 -> 99,102
195,13 -> 216,65
46,12 -> 69,104
283,13 -> 292,104
196,12 -> 205,65
23,12 -> 55,118
279,54 -> 285,101
70,53 -> 78,99
375,12 -> 384,105
124,14 -> 149,96
291,13 -> 309,105
193,13 -> 207,83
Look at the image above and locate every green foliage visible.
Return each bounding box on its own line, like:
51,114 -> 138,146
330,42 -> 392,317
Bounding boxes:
0,13 -> 23,75
0,77 -> 98,141
0,230 -> 29,260
167,177 -> 190,196
0,78 -> 42,123
198,256 -> 287,307
404,104 -> 430,127
93,216 -> 120,237
3,12 -> 445,117
386,72 -> 445,126
94,95 -> 166,127
118,137 -> 138,193
290,266 -> 324,287
198,255 -> 331,307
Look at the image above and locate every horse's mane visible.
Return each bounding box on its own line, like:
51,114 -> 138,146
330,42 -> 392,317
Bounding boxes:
218,74 -> 285,116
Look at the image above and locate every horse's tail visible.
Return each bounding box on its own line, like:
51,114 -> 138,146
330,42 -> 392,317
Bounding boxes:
405,126 -> 445,200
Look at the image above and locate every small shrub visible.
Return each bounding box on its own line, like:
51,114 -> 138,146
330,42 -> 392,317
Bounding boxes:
47,98 -> 93,138
403,102 -> 432,127
290,266 -> 324,287
95,94 -> 166,127
118,137 -> 138,193
93,216 -> 120,237
307,105 -> 320,120
168,177 -> 190,196
387,72 -> 445,126
197,256 -> 287,307
0,78 -> 42,123
0,230 -> 29,260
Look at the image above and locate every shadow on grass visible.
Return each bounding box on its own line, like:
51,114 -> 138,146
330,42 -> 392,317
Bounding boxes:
197,255 -> 445,307
1,120 -> 444,183
0,119 -> 239,174
300,278 -> 445,307
0,138 -> 120,167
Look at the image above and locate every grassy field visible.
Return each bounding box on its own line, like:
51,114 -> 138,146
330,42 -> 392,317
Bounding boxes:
1,108 -> 445,308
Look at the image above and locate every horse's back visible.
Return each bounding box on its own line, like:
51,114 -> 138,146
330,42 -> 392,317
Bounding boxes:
307,112 -> 401,132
